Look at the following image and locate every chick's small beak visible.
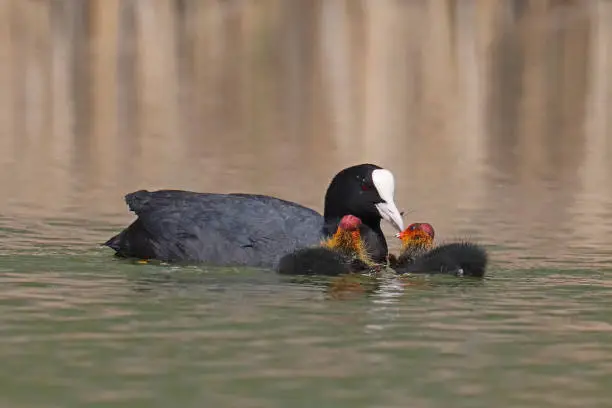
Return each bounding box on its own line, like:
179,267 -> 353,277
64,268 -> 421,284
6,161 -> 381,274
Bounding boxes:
396,228 -> 416,242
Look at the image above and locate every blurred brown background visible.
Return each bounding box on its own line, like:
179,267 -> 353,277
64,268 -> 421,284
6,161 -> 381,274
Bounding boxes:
0,0 -> 611,265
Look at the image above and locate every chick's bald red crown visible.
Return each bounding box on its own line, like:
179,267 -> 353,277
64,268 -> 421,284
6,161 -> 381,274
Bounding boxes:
338,215 -> 362,231
396,223 -> 435,241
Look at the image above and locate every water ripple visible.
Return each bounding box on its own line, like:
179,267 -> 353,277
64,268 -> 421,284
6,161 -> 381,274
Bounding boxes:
0,251 -> 610,407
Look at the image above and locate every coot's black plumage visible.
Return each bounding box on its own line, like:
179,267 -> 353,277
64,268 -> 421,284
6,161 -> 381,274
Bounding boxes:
104,164 -> 404,268
392,223 -> 488,278
276,215 -> 379,276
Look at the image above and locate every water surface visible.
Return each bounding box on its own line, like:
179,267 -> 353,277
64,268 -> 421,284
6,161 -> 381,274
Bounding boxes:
1,1 -> 612,407
1,250 -> 612,408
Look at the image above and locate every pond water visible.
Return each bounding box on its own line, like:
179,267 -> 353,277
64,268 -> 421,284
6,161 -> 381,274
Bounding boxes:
1,1 -> 612,407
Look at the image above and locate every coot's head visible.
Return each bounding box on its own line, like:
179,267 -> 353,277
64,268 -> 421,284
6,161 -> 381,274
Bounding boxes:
397,222 -> 435,252
324,164 -> 404,233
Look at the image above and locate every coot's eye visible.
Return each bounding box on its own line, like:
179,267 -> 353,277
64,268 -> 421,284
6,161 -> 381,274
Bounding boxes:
361,183 -> 370,191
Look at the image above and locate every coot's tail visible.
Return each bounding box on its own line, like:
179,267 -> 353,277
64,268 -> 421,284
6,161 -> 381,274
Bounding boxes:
103,231 -> 124,252
102,218 -> 159,260
102,190 -> 152,255
401,242 -> 488,278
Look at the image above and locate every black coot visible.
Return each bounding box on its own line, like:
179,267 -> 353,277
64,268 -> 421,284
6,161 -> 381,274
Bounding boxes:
277,215 -> 380,276
391,223 -> 488,278
104,164 -> 404,268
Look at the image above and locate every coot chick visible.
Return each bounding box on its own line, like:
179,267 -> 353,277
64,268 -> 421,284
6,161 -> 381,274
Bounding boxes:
277,215 -> 379,276
104,164 -> 404,268
390,222 -> 436,267
393,223 -> 488,278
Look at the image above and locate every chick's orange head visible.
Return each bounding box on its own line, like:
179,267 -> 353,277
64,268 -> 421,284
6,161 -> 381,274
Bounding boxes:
397,222 -> 435,244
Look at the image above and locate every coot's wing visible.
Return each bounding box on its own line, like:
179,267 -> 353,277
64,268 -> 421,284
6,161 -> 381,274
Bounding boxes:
114,190 -> 324,267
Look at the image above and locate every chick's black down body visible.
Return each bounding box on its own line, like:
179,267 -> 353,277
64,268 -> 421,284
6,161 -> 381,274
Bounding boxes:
395,242 -> 488,278
276,247 -> 373,276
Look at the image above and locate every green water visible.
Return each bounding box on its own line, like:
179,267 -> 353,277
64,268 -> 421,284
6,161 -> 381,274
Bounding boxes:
1,243 -> 611,408
3,1 -> 612,403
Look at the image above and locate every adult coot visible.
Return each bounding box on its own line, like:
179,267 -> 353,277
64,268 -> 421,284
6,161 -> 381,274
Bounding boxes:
277,215 -> 380,276
391,223 -> 488,278
104,164 -> 404,268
